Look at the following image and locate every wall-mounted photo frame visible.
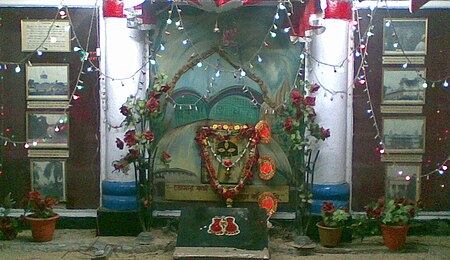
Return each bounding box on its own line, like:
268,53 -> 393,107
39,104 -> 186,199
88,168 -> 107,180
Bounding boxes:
385,163 -> 421,202
382,68 -> 426,105
30,159 -> 66,201
26,64 -> 69,101
383,18 -> 428,55
26,112 -> 69,148
21,20 -> 71,52
383,117 -> 425,153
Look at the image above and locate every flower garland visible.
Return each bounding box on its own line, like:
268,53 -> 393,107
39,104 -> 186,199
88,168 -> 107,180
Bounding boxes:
196,124 -> 261,207
207,139 -> 251,172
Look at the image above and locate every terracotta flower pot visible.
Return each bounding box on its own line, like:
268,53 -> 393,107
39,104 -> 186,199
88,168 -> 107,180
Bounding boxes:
380,224 -> 409,250
26,214 -> 59,242
316,222 -> 343,247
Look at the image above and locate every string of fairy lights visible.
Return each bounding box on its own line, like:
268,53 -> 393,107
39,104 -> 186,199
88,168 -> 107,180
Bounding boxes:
0,1 -> 448,184
353,1 -> 449,187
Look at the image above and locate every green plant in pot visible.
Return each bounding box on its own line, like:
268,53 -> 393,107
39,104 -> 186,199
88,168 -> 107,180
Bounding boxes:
23,191 -> 59,242
365,197 -> 423,250
317,201 -> 350,247
0,193 -> 24,240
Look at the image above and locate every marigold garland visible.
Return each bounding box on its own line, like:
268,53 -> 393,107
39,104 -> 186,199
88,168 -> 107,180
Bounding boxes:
196,123 -> 263,207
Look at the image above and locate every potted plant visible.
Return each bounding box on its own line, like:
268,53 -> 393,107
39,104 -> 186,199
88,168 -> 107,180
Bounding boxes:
365,197 -> 422,250
316,201 -> 350,247
23,191 -> 59,242
0,193 -> 24,240
113,73 -> 170,240
276,81 -> 330,238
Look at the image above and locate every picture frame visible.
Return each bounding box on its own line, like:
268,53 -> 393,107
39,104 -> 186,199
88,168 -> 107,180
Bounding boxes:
383,18 -> 428,55
26,64 -> 69,101
385,163 -> 421,202
21,20 -> 71,52
26,112 -> 69,148
30,159 -> 66,201
383,117 -> 425,153
382,68 -> 426,105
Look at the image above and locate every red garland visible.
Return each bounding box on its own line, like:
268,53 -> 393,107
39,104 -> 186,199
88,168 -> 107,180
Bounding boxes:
196,124 -> 260,202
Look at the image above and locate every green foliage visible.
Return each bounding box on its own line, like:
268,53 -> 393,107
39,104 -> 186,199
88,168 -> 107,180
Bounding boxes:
321,202 -> 350,228
0,193 -> 24,240
365,197 -> 422,226
350,215 -> 380,241
275,79 -> 330,236
114,73 -> 171,232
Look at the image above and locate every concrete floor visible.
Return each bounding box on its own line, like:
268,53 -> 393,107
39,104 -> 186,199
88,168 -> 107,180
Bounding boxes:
0,229 -> 449,259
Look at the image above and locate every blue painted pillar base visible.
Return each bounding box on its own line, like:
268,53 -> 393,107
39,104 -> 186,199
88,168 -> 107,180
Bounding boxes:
311,183 -> 350,214
101,181 -> 137,211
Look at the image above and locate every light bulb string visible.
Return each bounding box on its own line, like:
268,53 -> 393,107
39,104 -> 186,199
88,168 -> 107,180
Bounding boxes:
421,157 -> 449,178
383,1 -> 449,85
64,2 -> 98,114
354,2 -> 387,156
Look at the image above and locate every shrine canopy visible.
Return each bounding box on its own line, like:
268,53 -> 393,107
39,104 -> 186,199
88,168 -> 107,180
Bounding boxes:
122,0 -> 324,38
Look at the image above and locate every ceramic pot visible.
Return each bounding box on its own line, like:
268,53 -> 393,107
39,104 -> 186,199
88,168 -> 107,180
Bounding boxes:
26,214 -> 59,242
316,222 -> 343,247
380,224 -> 409,250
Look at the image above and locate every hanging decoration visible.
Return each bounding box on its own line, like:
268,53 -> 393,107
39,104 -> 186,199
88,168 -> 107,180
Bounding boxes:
258,156 -> 276,181
255,120 -> 272,144
258,191 -> 278,217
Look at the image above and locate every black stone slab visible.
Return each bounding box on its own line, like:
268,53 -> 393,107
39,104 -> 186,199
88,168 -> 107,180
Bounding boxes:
97,207 -> 141,236
176,206 -> 268,250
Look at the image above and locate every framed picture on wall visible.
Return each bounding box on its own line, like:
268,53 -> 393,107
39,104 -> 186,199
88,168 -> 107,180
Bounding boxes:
21,20 -> 71,52
383,117 -> 425,153
26,64 -> 69,101
26,112 -> 69,148
383,18 -> 428,55
382,68 -> 426,105
385,163 -> 420,202
30,159 -> 66,201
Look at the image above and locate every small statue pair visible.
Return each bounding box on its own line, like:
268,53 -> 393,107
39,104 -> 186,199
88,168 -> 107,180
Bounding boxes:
207,216 -> 240,236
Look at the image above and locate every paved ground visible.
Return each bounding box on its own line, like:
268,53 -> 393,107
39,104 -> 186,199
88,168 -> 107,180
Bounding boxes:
0,229 -> 449,259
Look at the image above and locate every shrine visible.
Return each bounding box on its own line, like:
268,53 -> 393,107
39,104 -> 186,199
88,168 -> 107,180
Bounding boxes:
0,0 -> 448,258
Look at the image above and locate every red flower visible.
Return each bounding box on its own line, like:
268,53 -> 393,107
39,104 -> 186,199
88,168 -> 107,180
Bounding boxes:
28,191 -> 42,203
126,149 -> 140,161
320,127 -> 331,138
146,94 -> 160,113
161,151 -> 172,164
296,109 -> 303,119
113,159 -> 129,172
304,96 -> 316,106
116,138 -> 124,150
310,84 -> 320,93
290,89 -> 304,106
141,130 -> 155,141
284,116 -> 293,132
321,202 -> 336,216
44,197 -> 58,209
120,105 -> 130,116
223,160 -> 233,167
373,206 -> 384,219
124,130 -> 139,147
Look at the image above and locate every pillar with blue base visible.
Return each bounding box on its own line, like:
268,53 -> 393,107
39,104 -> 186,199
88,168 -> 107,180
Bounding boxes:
307,1 -> 353,214
98,2 -> 148,235
311,183 -> 350,214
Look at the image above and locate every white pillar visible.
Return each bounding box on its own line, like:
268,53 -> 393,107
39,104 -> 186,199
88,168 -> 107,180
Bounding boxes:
100,17 -> 147,210
308,19 -> 352,212
310,20 -> 349,184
